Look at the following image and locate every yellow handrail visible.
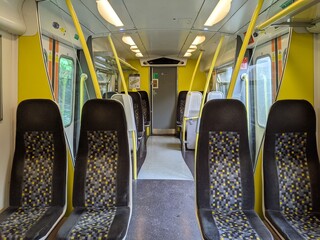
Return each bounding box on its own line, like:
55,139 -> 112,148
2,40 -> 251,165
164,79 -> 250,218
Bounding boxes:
227,0 -> 264,99
108,34 -> 128,95
119,58 -> 139,72
256,0 -> 317,31
80,73 -> 88,115
131,131 -> 138,179
65,0 -> 102,99
188,51 -> 204,93
198,35 -> 225,118
194,35 -> 224,165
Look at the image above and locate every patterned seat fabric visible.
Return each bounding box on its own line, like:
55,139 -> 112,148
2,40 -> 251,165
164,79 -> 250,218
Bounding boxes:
57,99 -> 131,240
176,91 -> 187,126
138,91 -> 151,126
0,99 -> 66,239
196,99 -> 273,240
264,100 -> 320,240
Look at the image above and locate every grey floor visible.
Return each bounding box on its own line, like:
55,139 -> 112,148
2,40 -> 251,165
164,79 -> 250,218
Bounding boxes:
126,136 -> 202,240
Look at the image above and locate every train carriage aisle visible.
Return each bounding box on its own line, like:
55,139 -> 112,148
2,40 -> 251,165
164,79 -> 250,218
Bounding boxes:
126,135 -> 202,239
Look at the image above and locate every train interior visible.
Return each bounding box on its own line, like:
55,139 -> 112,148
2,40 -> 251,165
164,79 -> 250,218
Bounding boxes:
0,0 -> 320,239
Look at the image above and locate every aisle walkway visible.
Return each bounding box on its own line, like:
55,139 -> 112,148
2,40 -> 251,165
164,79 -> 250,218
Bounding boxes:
138,136 -> 193,180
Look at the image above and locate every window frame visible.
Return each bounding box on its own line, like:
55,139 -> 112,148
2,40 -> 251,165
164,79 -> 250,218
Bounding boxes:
58,55 -> 75,127
255,54 -> 272,128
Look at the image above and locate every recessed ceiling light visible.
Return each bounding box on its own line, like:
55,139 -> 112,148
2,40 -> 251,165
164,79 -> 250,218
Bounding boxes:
184,52 -> 192,57
204,0 -> 232,26
189,45 -> 197,50
130,46 -> 138,50
96,0 -> 124,27
192,35 -> 206,45
122,36 -> 135,45
187,48 -> 196,53
131,49 -> 141,53
136,53 -> 143,57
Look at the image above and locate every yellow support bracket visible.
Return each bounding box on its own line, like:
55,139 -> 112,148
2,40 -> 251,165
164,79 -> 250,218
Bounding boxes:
256,0 -> 318,31
227,0 -> 264,99
65,0 -> 102,99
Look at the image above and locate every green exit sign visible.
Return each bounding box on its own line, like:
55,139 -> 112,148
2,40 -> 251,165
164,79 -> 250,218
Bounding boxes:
280,0 -> 294,9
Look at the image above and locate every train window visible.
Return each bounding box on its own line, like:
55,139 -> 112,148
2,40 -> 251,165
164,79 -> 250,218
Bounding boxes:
216,66 -> 233,96
58,56 -> 74,127
256,55 -> 272,127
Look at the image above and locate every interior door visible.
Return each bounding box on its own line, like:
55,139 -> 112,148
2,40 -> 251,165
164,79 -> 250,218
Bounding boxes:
152,67 -> 177,135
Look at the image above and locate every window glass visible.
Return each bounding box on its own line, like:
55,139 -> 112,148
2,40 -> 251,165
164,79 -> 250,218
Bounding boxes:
216,66 -> 233,97
58,56 -> 74,126
256,56 -> 272,127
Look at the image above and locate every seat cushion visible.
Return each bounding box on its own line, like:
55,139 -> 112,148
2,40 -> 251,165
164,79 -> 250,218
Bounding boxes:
0,206 -> 64,239
198,208 -> 273,240
57,206 -> 130,240
266,210 -> 320,240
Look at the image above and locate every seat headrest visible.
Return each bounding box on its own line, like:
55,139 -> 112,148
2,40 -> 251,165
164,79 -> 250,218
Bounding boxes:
266,100 -> 315,133
17,99 -> 63,132
200,99 -> 247,133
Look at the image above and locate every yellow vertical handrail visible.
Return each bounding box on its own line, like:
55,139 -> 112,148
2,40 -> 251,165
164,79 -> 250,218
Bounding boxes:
194,35 -> 224,164
227,0 -> 264,98
65,0 -> 102,99
80,73 -> 88,115
188,50 -> 204,93
198,35 -> 225,118
108,34 -> 128,95
108,34 -> 137,179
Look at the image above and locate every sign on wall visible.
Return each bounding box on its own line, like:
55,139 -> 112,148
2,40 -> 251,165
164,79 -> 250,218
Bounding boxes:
129,73 -> 140,90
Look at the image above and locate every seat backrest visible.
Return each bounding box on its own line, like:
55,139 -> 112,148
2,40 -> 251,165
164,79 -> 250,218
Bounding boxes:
127,92 -> 144,133
10,99 -> 66,208
73,99 -> 130,209
196,99 -> 254,211
206,91 -> 224,102
176,91 -> 187,124
264,100 -> 320,214
138,90 -> 151,125
184,91 -> 202,118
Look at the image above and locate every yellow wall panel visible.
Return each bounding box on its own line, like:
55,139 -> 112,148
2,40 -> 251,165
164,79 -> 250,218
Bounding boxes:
277,31 -> 314,103
18,34 -> 52,101
177,59 -> 207,92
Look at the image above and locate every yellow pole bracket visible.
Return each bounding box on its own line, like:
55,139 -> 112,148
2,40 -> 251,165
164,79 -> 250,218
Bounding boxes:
65,0 -> 102,99
188,50 -> 204,93
108,34 -> 128,95
227,0 -> 264,99
256,0 -> 318,31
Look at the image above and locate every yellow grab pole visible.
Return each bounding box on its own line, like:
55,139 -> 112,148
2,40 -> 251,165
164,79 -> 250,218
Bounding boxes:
131,131 -> 138,180
198,35 -> 225,118
108,34 -> 137,178
188,50 -> 204,93
227,0 -> 264,98
80,73 -> 88,115
119,58 -> 139,72
65,0 -> 101,99
108,34 -> 128,95
256,0 -> 317,31
195,35 -> 224,165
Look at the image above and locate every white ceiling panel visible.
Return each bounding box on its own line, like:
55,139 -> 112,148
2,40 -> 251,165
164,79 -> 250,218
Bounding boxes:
123,0 -> 205,30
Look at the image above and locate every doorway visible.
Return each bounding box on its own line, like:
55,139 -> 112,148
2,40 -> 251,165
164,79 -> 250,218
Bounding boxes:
151,67 -> 177,135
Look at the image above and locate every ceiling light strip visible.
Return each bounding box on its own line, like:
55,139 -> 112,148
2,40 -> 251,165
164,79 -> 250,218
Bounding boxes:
204,0 -> 232,26
96,0 -> 124,27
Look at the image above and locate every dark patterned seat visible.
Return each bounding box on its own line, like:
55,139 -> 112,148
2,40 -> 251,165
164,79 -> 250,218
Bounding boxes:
57,99 -> 131,240
0,99 -> 67,239
138,90 -> 151,126
176,91 -> 187,127
196,99 -> 273,240
263,100 -> 320,240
